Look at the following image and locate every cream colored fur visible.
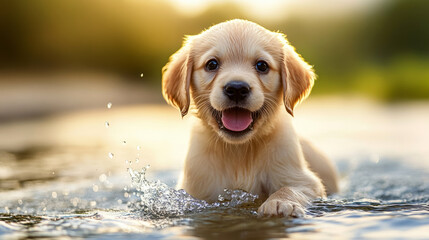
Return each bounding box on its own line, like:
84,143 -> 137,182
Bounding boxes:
162,19 -> 338,217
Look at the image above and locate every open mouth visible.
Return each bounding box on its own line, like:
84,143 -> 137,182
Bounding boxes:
212,107 -> 259,136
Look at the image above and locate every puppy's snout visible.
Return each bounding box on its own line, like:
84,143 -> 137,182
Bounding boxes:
223,81 -> 250,102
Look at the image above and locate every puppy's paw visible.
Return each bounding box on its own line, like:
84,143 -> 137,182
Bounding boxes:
258,200 -> 305,218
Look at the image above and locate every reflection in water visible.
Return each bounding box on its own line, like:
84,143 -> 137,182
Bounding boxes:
0,101 -> 429,239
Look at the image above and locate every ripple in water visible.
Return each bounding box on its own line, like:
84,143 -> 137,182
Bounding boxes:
127,166 -> 259,218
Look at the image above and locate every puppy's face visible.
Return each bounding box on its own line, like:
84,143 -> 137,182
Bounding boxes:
190,24 -> 283,143
162,20 -> 315,144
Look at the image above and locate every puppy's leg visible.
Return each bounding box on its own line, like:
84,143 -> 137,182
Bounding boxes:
258,163 -> 325,218
257,187 -> 310,217
300,138 -> 339,194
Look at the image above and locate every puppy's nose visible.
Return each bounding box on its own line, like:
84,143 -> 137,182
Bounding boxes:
224,81 -> 250,102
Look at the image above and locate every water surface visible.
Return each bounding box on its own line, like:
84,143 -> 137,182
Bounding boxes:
0,100 -> 428,239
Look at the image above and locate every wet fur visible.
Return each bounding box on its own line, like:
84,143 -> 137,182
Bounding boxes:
162,19 -> 338,217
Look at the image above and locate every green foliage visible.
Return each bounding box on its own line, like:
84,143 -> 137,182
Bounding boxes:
354,57 -> 429,101
0,0 -> 428,100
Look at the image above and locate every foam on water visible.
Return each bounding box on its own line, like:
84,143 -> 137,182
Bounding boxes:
127,166 -> 259,218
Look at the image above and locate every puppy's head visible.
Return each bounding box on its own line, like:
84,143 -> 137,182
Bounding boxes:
162,19 -> 315,144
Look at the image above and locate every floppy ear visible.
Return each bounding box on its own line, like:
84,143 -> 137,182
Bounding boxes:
162,39 -> 193,117
280,37 -> 316,116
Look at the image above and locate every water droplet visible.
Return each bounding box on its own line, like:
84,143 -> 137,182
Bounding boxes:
99,174 -> 107,182
52,192 -> 57,198
18,199 -> 23,205
105,121 -> 110,128
43,207 -> 47,211
92,185 -> 99,192
137,145 -> 141,151
52,171 -> 55,175
135,158 -> 139,163
140,73 -> 144,78
122,140 -> 127,145
124,192 -> 129,198
90,201 -> 97,207
117,199 -> 123,204
4,207 -> 9,214
108,152 -> 114,159
71,198 -> 80,207
107,102 -> 112,109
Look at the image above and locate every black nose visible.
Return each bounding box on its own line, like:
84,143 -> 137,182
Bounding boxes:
223,81 -> 250,102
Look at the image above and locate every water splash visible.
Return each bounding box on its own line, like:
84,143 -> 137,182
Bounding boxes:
127,166 -> 258,218
99,174 -> 107,183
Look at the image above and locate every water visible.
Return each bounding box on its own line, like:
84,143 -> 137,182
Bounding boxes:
0,156 -> 428,239
0,102 -> 428,239
127,166 -> 258,219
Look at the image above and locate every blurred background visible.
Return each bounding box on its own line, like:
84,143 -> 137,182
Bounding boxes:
0,0 -> 428,190
1,0 -> 429,119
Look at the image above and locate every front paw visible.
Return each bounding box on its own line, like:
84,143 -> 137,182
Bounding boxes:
258,200 -> 305,217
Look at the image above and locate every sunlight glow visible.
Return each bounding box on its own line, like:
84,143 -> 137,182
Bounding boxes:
167,0 -> 386,20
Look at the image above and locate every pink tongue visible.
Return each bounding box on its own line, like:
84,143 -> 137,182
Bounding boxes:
221,108 -> 253,132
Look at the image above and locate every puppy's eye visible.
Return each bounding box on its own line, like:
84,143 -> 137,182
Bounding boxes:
205,59 -> 219,71
255,60 -> 269,73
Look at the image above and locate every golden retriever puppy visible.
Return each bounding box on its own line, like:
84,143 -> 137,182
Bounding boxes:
162,19 -> 338,217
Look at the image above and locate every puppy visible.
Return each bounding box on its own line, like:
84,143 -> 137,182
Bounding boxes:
162,19 -> 338,217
